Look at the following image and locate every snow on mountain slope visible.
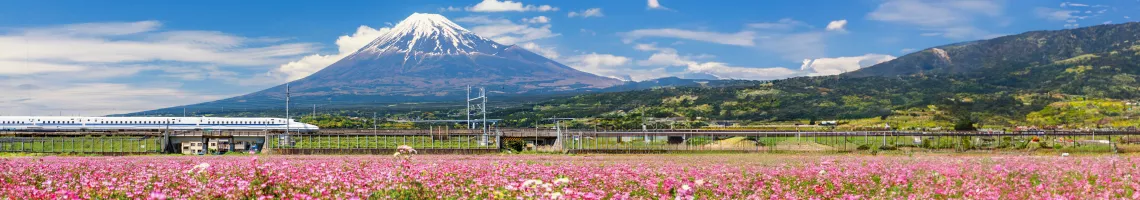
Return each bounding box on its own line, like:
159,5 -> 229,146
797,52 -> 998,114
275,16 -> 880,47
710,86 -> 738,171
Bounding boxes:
353,13 -> 506,61
214,13 -> 623,102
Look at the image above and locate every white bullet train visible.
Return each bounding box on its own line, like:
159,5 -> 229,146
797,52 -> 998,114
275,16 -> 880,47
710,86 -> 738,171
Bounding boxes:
0,116 -> 319,132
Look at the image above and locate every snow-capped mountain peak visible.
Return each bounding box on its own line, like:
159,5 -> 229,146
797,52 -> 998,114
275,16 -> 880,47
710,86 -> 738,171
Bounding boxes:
355,13 -> 504,58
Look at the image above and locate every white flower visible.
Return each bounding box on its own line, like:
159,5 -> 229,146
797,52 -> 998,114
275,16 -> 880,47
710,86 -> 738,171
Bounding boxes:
397,145 -> 417,154
186,163 -> 210,174
681,184 -> 691,191
522,179 -> 543,188
549,192 -> 563,199
695,179 -> 705,186
553,177 -> 570,185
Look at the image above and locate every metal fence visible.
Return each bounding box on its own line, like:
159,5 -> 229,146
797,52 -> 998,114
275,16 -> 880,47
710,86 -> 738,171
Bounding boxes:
0,136 -> 163,153
266,134 -> 499,150
558,132 -> 1132,153
0,130 -> 1135,154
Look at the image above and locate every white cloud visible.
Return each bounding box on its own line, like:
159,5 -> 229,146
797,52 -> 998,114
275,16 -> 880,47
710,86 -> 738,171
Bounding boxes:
757,32 -> 827,61
867,0 -> 1003,39
0,82 -> 232,116
565,43 -> 819,81
626,43 -> 804,80
687,62 -> 801,80
454,15 -> 512,24
273,25 -> 391,81
580,29 -> 597,36
459,16 -> 559,45
465,0 -> 558,12
561,53 -> 634,79
1036,7 -> 1078,21
800,54 -> 897,76
568,8 -> 604,18
22,20 -> 162,37
1060,2 -> 1089,7
440,6 -> 463,12
1035,6 -> 1098,28
0,20 -> 320,115
625,18 -> 832,61
0,32 -> 315,67
647,0 -> 667,10
622,29 -> 755,46
518,42 -> 559,59
747,18 -> 810,31
0,60 -> 86,75
825,20 -> 848,32
522,16 -> 550,24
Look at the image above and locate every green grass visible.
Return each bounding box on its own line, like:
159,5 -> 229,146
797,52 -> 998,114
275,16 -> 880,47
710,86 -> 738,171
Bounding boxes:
0,136 -> 162,153
268,135 -> 497,149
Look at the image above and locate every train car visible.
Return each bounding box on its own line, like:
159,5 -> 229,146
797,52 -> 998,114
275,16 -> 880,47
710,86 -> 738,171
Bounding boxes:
0,116 -> 319,132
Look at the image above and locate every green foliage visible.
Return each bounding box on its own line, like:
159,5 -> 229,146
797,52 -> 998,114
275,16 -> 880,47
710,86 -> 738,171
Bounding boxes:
203,23 -> 1140,130
959,137 -> 974,150
1026,99 -> 1140,128
1055,54 -> 1099,65
491,27 -> 1140,129
506,140 -> 526,152
877,145 -> 897,151
953,119 -> 977,131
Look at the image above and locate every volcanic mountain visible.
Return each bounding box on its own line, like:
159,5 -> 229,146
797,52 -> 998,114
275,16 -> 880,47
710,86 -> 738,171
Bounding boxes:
264,13 -> 621,98
166,13 -> 624,111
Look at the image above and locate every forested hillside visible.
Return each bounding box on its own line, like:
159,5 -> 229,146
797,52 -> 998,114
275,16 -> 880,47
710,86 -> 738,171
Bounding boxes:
495,23 -> 1140,130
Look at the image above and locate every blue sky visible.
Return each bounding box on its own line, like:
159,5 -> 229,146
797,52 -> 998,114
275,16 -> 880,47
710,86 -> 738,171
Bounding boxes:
0,0 -> 1137,115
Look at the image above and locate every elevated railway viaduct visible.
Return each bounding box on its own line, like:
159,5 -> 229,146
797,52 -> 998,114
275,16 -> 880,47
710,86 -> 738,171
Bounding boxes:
2,129 -> 1137,154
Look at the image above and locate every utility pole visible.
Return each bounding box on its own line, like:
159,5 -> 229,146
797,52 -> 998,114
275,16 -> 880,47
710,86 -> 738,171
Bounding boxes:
183,107 -> 186,117
482,87 -> 487,136
466,85 -> 472,130
466,86 -> 490,145
312,104 -> 316,118
546,117 -> 576,150
285,82 -> 290,135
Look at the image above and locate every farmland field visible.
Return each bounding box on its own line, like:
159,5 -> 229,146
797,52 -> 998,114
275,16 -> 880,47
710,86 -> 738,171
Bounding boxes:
1,154 -> 1138,199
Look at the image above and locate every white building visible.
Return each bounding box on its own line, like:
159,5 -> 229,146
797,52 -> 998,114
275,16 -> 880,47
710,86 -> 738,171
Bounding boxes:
180,139 -> 252,155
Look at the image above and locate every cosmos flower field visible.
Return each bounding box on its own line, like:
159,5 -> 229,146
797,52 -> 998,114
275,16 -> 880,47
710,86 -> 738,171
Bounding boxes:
2,154 -> 1138,199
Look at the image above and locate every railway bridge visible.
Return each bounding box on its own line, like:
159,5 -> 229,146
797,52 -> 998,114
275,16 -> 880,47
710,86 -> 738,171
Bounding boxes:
1,129 -> 1137,154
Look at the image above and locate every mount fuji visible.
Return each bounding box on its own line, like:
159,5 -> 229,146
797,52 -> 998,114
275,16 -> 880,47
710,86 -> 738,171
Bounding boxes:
265,13 -> 621,98
175,13 -> 624,107
134,13 -> 731,116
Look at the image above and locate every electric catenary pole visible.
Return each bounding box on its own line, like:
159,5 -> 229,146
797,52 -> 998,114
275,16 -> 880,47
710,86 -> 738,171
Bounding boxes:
282,82 -> 291,147
466,86 -> 489,145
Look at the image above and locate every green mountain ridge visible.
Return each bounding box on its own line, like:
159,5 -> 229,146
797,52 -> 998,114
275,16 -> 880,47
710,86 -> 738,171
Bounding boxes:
493,22 -> 1140,129
847,22 -> 1140,77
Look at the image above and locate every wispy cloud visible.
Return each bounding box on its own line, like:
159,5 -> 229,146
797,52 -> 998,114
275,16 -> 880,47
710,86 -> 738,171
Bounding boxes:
465,0 -> 557,12
622,29 -> 755,46
746,18 -> 810,31
826,20 -> 848,32
568,8 -> 604,18
0,20 -> 314,115
273,25 -> 392,81
800,54 -> 896,76
867,0 -> 1004,39
457,16 -> 560,45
